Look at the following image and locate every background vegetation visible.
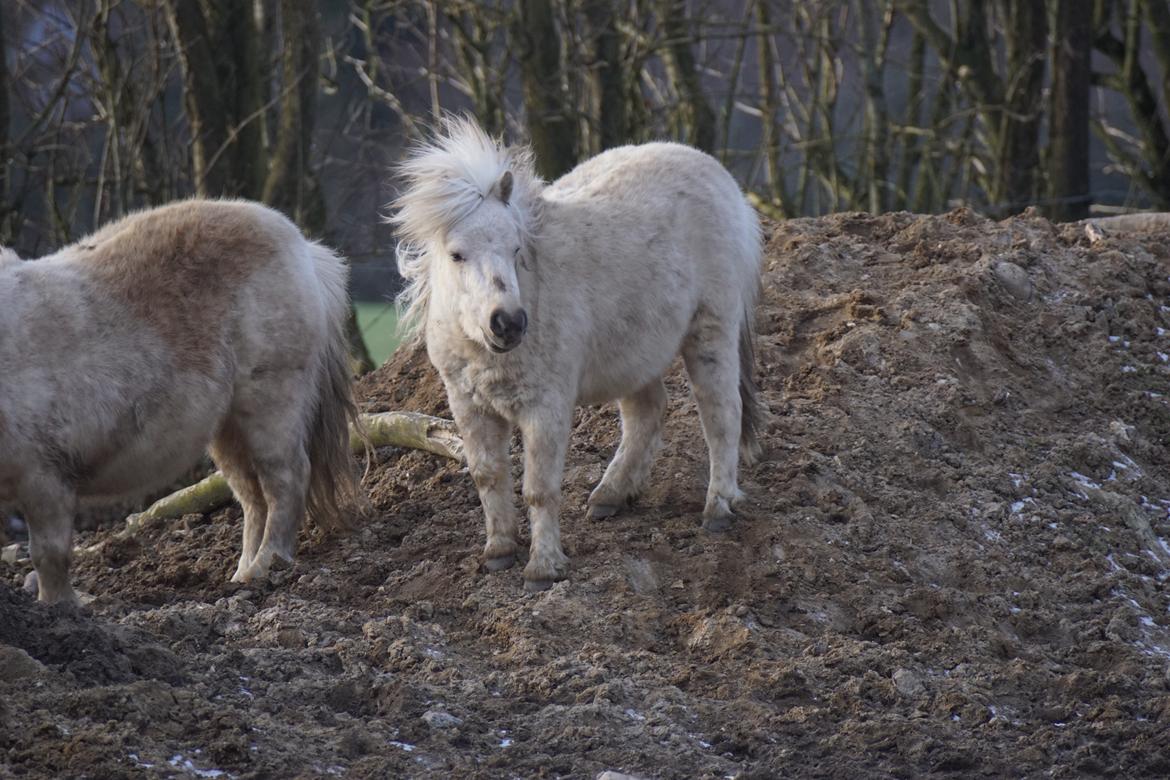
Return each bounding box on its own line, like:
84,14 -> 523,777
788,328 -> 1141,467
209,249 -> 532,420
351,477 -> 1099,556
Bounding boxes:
2,0 -> 1168,366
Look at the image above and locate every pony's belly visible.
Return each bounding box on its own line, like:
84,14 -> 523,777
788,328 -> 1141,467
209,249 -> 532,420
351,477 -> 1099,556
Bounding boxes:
577,327 -> 684,405
577,356 -> 676,406
77,391 -> 228,501
80,434 -> 211,501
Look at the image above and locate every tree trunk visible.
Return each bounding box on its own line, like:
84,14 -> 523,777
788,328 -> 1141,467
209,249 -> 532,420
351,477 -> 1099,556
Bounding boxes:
1146,0 -> 1170,114
1094,0 -> 1170,207
164,0 -> 233,196
1048,0 -> 1091,221
896,28 -> 926,211
226,0 -> 267,199
756,1 -> 788,215
585,0 -> 627,152
994,0 -> 1046,214
347,304 -> 375,375
857,1 -> 891,214
262,0 -> 324,229
519,0 -> 577,179
0,5 -> 10,236
658,0 -> 716,152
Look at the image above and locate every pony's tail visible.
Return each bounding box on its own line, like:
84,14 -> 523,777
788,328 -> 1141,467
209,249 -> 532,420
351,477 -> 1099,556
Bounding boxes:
738,301 -> 765,466
305,242 -> 365,530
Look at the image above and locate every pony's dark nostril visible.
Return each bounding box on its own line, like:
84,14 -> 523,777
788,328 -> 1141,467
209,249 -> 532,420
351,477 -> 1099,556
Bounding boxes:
490,308 -> 527,341
490,309 -> 507,337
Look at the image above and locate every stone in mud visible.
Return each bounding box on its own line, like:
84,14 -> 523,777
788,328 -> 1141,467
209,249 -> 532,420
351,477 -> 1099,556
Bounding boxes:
275,627 -> 306,648
421,708 -> 462,729
993,261 -> 1032,300
893,668 -> 926,697
0,644 -> 44,681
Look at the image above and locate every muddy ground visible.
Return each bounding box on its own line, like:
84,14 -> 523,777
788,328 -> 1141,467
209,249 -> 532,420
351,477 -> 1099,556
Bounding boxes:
3,209 -> 1170,778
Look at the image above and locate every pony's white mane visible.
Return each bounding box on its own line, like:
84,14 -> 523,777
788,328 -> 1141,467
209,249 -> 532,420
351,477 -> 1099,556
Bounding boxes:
389,116 -> 542,343
0,247 -> 21,267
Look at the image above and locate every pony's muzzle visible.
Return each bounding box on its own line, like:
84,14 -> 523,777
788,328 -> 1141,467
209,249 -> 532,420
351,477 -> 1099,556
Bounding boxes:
488,307 -> 527,352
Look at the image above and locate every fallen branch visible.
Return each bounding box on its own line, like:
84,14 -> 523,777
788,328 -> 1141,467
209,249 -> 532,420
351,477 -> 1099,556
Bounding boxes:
1085,212 -> 1170,242
117,412 -> 462,536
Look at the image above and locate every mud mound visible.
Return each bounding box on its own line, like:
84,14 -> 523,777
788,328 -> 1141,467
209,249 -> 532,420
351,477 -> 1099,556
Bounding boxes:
0,586 -> 182,687
4,209 -> 1170,777
358,339 -> 450,417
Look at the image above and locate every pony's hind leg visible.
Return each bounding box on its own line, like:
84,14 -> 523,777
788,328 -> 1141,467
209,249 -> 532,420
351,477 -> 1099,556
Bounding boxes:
682,312 -> 744,532
587,378 -> 667,520
448,392 -> 519,571
229,373 -> 314,582
209,420 -> 269,583
20,470 -> 79,604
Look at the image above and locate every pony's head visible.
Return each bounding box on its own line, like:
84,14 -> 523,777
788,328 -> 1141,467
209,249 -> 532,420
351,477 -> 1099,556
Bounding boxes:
390,116 -> 541,353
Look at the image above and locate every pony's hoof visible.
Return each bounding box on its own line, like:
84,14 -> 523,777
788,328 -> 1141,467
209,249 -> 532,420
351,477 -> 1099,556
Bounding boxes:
523,555 -> 569,591
483,554 -> 516,572
25,571 -> 81,606
702,511 -> 735,533
587,503 -> 621,521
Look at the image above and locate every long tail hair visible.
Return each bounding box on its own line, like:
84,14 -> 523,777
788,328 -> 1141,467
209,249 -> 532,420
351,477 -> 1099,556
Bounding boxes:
305,242 -> 364,527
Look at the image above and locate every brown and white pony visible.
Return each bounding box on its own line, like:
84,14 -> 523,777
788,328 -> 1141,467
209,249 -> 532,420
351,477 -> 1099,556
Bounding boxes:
0,200 -> 361,603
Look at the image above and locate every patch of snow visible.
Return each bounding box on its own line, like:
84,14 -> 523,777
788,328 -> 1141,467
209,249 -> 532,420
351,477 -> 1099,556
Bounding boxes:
1068,472 -> 1101,490
127,753 -> 154,769
168,754 -> 227,778
389,741 -> 415,752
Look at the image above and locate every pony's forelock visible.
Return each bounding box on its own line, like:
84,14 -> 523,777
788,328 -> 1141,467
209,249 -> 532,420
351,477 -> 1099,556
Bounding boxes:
389,116 -> 542,344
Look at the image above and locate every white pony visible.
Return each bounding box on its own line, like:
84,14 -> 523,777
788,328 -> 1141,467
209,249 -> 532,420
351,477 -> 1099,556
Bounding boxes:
392,119 -> 764,591
0,200 -> 361,604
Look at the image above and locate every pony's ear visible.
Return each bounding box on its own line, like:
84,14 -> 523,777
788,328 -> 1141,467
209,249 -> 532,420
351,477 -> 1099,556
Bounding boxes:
497,170 -> 514,205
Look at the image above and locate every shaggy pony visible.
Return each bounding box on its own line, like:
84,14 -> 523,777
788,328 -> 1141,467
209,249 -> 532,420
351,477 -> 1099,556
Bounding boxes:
0,200 -> 361,603
392,118 -> 763,590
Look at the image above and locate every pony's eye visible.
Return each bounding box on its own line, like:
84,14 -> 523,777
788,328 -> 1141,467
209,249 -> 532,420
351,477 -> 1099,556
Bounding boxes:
513,246 -> 520,255
451,251 -> 465,263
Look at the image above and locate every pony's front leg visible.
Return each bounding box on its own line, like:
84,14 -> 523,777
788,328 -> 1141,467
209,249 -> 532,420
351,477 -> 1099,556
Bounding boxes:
20,471 -> 79,604
449,393 -> 519,571
518,408 -> 572,591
